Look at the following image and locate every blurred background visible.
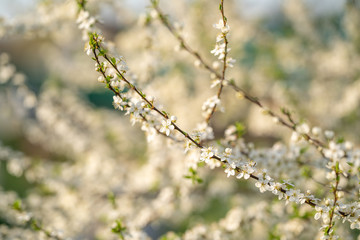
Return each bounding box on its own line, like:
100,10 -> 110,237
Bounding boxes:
1,0 -> 360,239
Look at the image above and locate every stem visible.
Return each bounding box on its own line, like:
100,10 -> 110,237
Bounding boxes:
153,2 -> 328,154
93,42 -> 201,149
90,36 -> 346,215
205,0 -> 228,124
326,169 -> 340,236
92,48 -> 182,143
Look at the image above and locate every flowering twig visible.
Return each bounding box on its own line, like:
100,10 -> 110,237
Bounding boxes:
151,1 -> 328,154
151,0 -> 217,77
12,200 -> 64,240
79,4 -> 357,236
90,34 -> 200,149
325,164 -> 341,238
91,42 -> 182,144
204,0 -> 230,123
88,32 -> 338,216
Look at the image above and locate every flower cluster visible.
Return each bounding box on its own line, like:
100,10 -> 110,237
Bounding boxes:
76,9 -> 95,40
211,19 -> 235,68
0,53 -> 37,109
201,95 -> 224,117
82,9 -> 360,238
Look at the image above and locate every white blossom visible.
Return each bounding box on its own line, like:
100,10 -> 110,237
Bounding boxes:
200,146 -> 216,163
213,19 -> 230,34
113,95 -> 126,110
160,119 -> 175,136
224,162 -> 236,177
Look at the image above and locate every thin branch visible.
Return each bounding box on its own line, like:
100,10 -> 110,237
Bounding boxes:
326,167 -> 340,236
90,35 -> 351,217
152,2 -> 328,154
205,0 -> 229,123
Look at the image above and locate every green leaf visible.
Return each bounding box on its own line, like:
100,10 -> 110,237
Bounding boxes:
300,147 -> 308,155
235,122 -> 246,137
116,73 -> 123,80
301,166 -> 312,179
77,0 -> 87,9
12,199 -> 22,211
98,48 -> 107,57
197,162 -> 205,167
228,78 -> 235,85
31,220 -> 41,231
151,0 -> 159,6
184,167 -> 203,184
281,107 -> 289,115
108,192 -> 117,209
335,161 -> 340,172
139,90 -> 146,98
162,111 -> 168,117
112,219 -> 126,236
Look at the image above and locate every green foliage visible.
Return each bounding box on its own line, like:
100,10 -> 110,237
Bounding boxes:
301,166 -> 312,179
150,0 -> 159,7
299,147 -> 308,155
184,167 -> 203,184
108,192 -> 117,209
234,122 -> 246,137
110,57 -> 117,65
76,0 -> 87,10
31,219 -> 42,231
111,219 -> 127,239
336,137 -> 345,144
12,199 -> 22,212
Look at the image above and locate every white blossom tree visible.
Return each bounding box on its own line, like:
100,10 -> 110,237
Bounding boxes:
0,0 -> 360,239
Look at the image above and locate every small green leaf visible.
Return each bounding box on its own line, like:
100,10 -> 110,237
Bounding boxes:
151,0 -> 159,6
301,166 -> 312,179
12,200 -> 22,211
300,147 -> 308,155
281,107 -> 289,115
184,167 -> 203,184
197,162 -> 205,167
138,90 -> 146,98
112,219 -> 126,238
31,220 -> 41,231
335,161 -> 340,172
108,192 -> 117,209
235,122 -> 246,137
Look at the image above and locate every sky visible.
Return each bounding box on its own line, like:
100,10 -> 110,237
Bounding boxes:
0,0 -> 346,20
0,0 -> 38,20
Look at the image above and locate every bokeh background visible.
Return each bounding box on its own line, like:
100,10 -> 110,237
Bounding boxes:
1,0 -> 360,239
